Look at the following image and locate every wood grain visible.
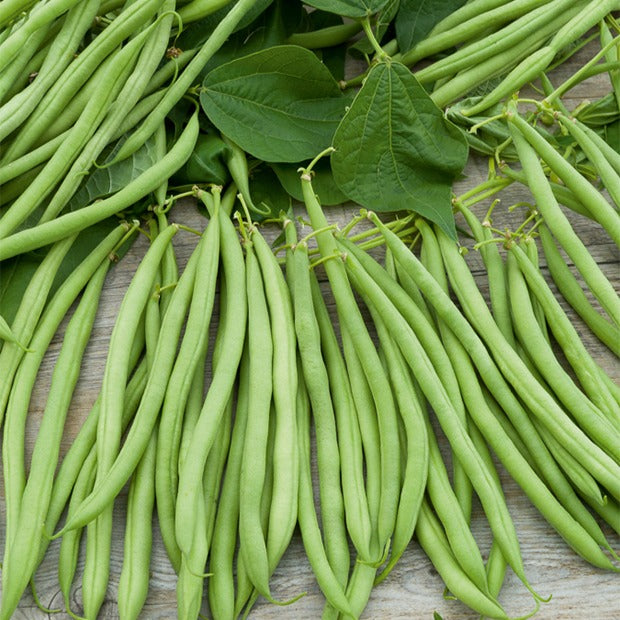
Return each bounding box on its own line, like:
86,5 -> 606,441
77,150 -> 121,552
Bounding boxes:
2,34 -> 619,620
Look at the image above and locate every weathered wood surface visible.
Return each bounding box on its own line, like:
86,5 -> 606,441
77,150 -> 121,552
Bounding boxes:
2,39 -> 619,620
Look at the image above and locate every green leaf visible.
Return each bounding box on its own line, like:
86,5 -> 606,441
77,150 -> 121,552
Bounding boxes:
201,45 -> 352,163
395,0 -> 467,53
272,159 -> 347,205
349,0 -> 399,57
331,61 -> 468,238
171,131 -> 231,186
302,0 -> 390,19
249,164 -> 292,220
66,136 -> 160,213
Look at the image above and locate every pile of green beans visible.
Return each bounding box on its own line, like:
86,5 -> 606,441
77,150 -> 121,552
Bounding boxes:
0,168 -> 618,618
0,2 -> 618,618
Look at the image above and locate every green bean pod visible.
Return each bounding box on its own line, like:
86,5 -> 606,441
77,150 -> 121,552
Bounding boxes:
238,240 -> 275,601
506,247 -> 620,452
0,0 -> 100,141
251,226 -> 300,577
174,208 -> 246,557
0,110 -> 199,262
538,223 -> 620,354
508,241 -> 620,429
0,0 -> 163,163
51,232 -> 202,539
371,214 -> 617,569
310,275 -> 374,562
416,501 -> 510,620
0,22 -> 155,239
207,348 -> 250,620
117,427 -> 157,620
0,256 -> 110,619
301,169 -> 400,562
509,110 -> 620,248
156,196 -> 221,571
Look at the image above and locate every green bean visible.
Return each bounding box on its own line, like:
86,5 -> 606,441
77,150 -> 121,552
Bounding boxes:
509,242 -> 620,429
532,417 -> 606,505
345,250 -> 489,594
434,227 -> 620,499
0,23 -> 50,104
414,0 -> 572,85
81,500 -> 114,618
507,247 -> 620,452
509,108 -> 620,252
368,315 -> 428,585
416,214 -> 510,597
174,206 -> 246,557
427,0 -> 513,36
156,195 -> 220,571
302,168 -> 400,561
0,233 -> 76,424
340,322 -> 381,551
341,245 -> 532,594
0,257 -> 109,619
399,0 -> 550,67
538,223 -> 619,353
339,233 -> 472,519
0,0 -> 37,29
569,115 -> 620,176
251,225 -> 300,577
57,448 -> 97,617
309,274 -> 373,563
456,203 -> 515,346
416,501 -> 510,619
558,112 -> 620,208
207,348 -> 250,620
0,110 -> 199,261
521,236 -> 549,342
238,240 -> 275,601
96,223 -> 178,484
464,0 -> 619,115
42,351 -> 148,569
290,242 -> 353,615
176,471 -> 208,620
0,0 -> 162,164
371,214 -> 618,568
0,24 -> 155,239
289,234 -> 349,585
430,4 -> 584,108
107,0 -> 260,163
295,373 -> 355,618
117,426 -> 157,620
0,0 -> 100,141
0,129 -> 67,185
0,0 -> 83,72
51,227 -> 201,537
177,0 -> 229,23
38,3 -> 176,225
286,21 -> 362,49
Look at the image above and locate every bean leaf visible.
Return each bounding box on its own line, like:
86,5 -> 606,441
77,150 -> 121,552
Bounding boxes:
272,159 -> 347,205
331,61 -> 468,238
201,45 -> 352,163
395,0 -> 468,53
302,0 -> 390,19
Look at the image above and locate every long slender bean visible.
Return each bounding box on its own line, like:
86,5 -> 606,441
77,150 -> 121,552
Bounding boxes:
0,110 -> 199,261
0,257 -> 110,619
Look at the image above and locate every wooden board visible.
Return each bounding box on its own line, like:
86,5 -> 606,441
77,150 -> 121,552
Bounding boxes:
2,37 -> 619,620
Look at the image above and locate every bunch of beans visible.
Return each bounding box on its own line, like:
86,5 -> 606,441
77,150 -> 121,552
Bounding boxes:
1,142 -> 618,617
